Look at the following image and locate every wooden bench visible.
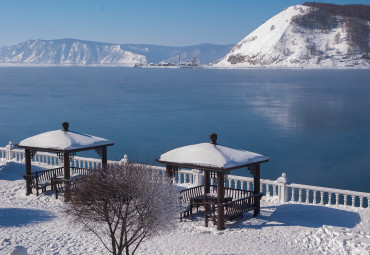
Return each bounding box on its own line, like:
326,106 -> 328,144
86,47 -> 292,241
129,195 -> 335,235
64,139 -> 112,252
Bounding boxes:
53,176 -> 85,200
179,185 -> 205,217
179,185 -> 263,225
22,167 -> 98,197
22,167 -> 64,196
53,168 -> 98,200
223,193 -> 263,220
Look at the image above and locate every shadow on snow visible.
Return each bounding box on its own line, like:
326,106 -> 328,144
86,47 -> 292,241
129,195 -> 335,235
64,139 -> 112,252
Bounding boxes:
225,203 -> 361,229
0,208 -> 56,227
0,162 -> 46,181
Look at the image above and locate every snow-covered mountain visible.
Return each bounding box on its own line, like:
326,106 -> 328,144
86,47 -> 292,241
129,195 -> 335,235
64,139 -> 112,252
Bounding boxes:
0,39 -> 146,66
0,39 -> 233,66
215,4 -> 370,68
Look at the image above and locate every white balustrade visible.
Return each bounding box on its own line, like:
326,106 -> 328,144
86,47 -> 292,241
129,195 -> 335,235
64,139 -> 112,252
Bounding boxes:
0,142 -> 369,209
287,181 -> 370,209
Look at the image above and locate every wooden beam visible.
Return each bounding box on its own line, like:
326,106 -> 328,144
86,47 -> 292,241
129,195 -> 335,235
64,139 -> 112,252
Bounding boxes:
64,152 -> 70,180
253,163 -> 261,217
204,170 -> 210,194
25,149 -> 32,196
217,171 -> 226,230
165,165 -> 172,177
156,159 -> 269,172
102,146 -> 107,169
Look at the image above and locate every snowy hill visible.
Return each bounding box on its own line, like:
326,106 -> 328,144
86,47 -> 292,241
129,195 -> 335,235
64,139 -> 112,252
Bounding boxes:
215,4 -> 370,68
0,39 -> 233,66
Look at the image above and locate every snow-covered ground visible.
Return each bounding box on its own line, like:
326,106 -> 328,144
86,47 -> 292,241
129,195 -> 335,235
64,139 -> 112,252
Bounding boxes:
1,161 -> 369,255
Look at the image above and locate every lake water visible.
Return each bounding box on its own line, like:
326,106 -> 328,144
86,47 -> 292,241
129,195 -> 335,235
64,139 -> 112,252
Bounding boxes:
0,67 -> 369,192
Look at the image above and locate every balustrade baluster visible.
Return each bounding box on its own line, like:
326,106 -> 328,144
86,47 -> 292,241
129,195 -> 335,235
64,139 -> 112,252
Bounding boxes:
335,193 -> 339,206
298,189 -> 303,203
344,195 -> 347,206
291,188 -> 295,202
228,179 -> 232,188
240,181 -> 244,190
305,190 -> 309,204
266,184 -> 270,196
247,182 -> 250,191
273,185 -> 277,197
359,197 -> 363,208
328,193 -> 332,205
352,195 -> 356,207
313,191 -> 317,204
320,192 -> 324,205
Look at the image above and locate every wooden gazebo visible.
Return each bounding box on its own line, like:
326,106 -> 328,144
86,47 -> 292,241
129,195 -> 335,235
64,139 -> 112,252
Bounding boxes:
17,122 -> 114,196
157,134 -> 269,230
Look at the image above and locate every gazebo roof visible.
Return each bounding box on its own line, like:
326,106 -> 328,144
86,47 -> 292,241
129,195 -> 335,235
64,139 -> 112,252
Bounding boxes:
158,142 -> 269,171
17,124 -> 114,152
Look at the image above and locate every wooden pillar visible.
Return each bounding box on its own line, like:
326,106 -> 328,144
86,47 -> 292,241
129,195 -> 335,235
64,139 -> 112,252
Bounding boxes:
102,146 -> 107,169
25,149 -> 32,196
165,165 -> 172,177
217,171 -> 225,230
204,170 -> 210,194
253,163 -> 261,217
64,152 -> 70,180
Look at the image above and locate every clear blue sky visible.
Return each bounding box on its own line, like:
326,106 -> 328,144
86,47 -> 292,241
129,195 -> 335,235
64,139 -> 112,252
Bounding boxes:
0,0 -> 368,47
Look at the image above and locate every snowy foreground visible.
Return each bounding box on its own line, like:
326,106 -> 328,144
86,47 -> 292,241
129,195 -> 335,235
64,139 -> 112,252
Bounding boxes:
1,162 -> 369,255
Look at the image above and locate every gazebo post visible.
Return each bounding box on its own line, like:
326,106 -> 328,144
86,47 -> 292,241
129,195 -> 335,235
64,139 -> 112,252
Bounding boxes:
204,170 -> 210,194
25,149 -> 32,196
102,146 -> 107,169
253,163 -> 261,217
64,152 -> 70,180
216,171 -> 226,230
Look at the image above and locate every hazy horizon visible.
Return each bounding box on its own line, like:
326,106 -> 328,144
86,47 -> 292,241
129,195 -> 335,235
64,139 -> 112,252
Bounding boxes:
0,0 -> 368,47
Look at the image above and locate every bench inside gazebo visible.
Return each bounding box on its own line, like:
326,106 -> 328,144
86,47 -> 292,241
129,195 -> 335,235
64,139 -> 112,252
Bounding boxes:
157,134 -> 269,230
16,122 -> 114,198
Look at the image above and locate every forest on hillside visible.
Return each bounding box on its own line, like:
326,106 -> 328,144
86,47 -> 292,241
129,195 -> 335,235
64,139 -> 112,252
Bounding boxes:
292,2 -> 369,55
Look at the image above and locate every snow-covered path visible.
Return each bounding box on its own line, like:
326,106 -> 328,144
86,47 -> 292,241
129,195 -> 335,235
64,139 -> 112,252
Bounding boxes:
0,162 -> 369,255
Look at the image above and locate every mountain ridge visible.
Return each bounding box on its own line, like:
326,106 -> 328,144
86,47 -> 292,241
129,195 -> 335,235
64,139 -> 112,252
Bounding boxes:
0,39 -> 233,66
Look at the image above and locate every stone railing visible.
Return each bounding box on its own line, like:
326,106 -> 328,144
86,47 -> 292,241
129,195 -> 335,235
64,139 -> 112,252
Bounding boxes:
1,141 -> 369,209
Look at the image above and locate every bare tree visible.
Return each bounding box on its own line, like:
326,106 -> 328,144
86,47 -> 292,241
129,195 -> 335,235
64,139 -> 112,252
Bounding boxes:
65,163 -> 179,255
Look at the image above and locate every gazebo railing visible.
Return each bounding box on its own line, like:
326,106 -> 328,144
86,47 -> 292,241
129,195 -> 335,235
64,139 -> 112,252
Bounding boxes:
22,167 -> 65,196
22,166 -> 98,196
223,193 -> 262,220
180,185 -> 204,202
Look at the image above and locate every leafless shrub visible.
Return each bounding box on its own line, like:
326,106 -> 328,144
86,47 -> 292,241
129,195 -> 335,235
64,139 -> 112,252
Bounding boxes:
65,163 -> 179,255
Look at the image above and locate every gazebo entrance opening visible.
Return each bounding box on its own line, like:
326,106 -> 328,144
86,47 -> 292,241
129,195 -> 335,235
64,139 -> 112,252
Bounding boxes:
16,123 -> 114,197
157,134 -> 269,230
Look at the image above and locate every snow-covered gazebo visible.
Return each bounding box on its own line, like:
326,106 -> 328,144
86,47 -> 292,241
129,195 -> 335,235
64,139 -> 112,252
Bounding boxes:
17,122 -> 114,196
157,133 -> 269,230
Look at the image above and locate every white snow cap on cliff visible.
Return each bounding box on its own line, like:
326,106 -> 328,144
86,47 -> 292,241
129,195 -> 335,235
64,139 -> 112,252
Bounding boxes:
215,5 -> 369,68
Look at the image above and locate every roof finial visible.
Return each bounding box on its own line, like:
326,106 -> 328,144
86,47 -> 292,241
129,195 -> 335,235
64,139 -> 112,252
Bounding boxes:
62,122 -> 69,132
210,133 -> 217,145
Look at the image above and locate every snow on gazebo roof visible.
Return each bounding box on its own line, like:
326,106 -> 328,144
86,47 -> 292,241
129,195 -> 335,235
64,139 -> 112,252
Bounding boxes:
17,123 -> 114,152
158,141 -> 269,171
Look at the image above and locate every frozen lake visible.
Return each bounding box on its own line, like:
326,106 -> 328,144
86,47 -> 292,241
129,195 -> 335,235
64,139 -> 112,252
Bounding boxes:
0,67 -> 369,192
